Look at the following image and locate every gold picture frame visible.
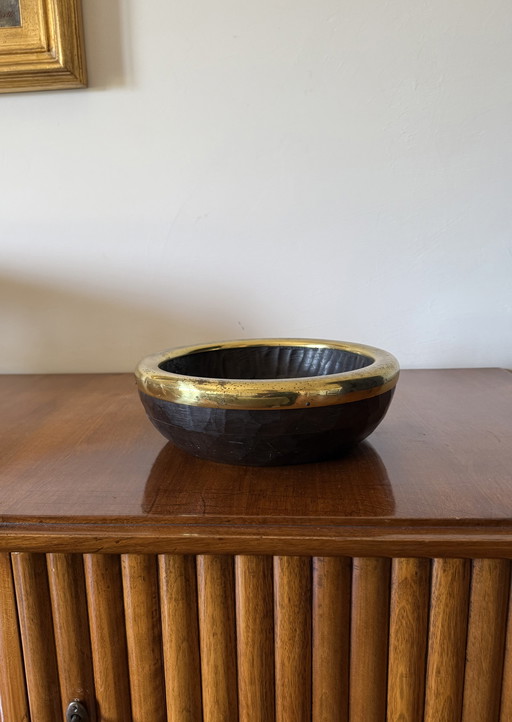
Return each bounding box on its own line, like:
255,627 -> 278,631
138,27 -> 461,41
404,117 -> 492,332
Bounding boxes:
0,0 -> 86,93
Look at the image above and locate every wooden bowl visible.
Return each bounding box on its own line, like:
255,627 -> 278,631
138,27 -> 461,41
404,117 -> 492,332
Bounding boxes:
135,339 -> 399,466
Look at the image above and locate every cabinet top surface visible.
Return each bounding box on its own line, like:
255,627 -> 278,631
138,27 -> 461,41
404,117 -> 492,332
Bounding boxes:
0,369 -> 511,528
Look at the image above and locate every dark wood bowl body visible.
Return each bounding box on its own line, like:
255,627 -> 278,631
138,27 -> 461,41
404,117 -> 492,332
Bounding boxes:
139,388 -> 395,466
136,342 -> 399,466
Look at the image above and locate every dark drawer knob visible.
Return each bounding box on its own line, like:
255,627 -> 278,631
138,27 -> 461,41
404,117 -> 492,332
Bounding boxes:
66,701 -> 89,722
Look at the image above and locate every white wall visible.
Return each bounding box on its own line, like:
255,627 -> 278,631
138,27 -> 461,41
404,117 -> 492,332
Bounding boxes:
1,0 -> 511,372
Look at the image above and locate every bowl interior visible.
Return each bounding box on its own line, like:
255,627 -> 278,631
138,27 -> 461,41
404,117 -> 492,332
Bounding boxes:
159,344 -> 374,381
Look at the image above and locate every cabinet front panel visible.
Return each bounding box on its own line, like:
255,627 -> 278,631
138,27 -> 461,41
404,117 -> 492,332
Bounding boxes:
1,553 -> 511,722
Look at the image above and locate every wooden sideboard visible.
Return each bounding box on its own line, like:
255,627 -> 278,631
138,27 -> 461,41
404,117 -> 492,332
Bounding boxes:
0,369 -> 511,722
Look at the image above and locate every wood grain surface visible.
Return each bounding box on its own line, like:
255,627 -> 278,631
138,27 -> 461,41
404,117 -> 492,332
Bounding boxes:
350,557 -> 391,722
235,555 -> 275,722
47,553 -> 96,721
462,559 -> 510,722
159,554 -> 202,722
0,553 -> 29,722
312,556 -> 351,722
197,555 -> 238,722
500,570 -> 512,721
387,557 -> 430,721
274,556 -> 312,722
11,553 -> 61,722
424,558 -> 471,722
1,370 -> 512,556
83,554 -> 132,722
3,550 -> 512,722
121,554 -> 166,722
0,369 -> 510,521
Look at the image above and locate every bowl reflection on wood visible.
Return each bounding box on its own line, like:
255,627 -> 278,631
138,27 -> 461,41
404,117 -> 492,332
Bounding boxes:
135,339 -> 400,466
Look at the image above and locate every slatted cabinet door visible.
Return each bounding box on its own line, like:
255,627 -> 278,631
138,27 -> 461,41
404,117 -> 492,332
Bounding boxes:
2,552 -> 512,722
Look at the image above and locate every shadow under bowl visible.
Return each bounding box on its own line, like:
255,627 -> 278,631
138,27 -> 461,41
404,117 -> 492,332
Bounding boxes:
135,338 -> 399,467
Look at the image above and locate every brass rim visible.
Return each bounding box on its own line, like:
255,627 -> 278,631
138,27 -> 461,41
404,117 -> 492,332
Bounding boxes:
135,338 -> 400,410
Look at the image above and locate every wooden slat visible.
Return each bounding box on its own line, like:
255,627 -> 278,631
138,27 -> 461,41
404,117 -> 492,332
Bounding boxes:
121,554 -> 166,722
159,554 -> 202,722
47,553 -> 96,721
274,555 -> 312,722
235,555 -> 275,722
197,555 -> 238,722
11,552 -> 61,722
312,556 -> 351,722
350,557 -> 391,722
84,554 -> 132,722
462,559 -> 510,722
500,568 -> 512,721
424,558 -> 470,722
0,553 -> 29,722
387,558 -> 430,722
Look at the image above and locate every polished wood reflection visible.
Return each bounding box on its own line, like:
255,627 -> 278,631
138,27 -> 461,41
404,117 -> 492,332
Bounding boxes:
0,370 -> 511,530
1,370 -> 512,721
